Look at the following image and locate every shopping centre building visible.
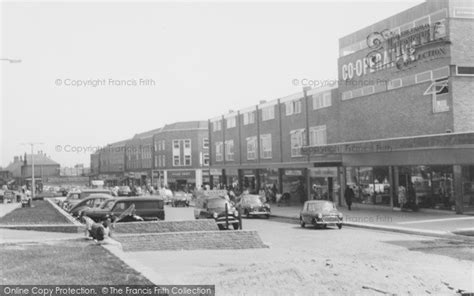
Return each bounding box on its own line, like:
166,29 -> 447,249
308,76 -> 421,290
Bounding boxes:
208,0 -> 474,213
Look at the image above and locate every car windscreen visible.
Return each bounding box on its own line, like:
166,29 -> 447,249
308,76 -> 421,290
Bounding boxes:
101,200 -> 115,210
244,196 -> 262,206
308,202 -> 335,211
206,198 -> 228,209
68,193 -> 80,200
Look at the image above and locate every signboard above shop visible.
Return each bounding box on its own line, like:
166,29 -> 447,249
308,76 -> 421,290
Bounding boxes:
167,170 -> 195,179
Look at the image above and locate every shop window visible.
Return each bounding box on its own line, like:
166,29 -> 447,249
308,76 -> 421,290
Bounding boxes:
243,111 -> 255,125
260,134 -> 272,159
290,129 -> 306,157
246,137 -> 257,160
309,125 -> 327,146
261,106 -> 275,121
225,140 -> 234,161
215,142 -> 223,162
345,167 -> 391,205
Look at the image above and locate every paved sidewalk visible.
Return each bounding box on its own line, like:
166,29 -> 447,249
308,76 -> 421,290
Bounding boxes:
0,203 -> 21,218
270,204 -> 474,238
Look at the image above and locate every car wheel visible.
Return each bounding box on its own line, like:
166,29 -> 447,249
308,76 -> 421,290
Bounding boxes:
265,214 -> 270,219
323,224 -> 328,229
337,223 -> 342,229
300,217 -> 305,228
217,224 -> 224,230
233,223 -> 239,230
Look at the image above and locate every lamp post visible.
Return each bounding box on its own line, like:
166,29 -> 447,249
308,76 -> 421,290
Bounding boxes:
21,142 -> 43,200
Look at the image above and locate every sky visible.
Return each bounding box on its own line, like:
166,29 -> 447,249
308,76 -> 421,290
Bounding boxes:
0,0 -> 423,168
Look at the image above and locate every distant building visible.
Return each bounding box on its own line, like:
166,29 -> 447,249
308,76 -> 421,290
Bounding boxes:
60,164 -> 90,177
5,152 -> 60,188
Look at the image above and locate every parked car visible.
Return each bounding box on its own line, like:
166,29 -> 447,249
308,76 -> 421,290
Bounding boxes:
68,194 -> 113,217
171,191 -> 191,207
62,188 -> 112,211
236,194 -> 270,218
118,186 -> 132,196
299,200 -> 343,229
194,196 -> 240,230
81,197 -> 165,222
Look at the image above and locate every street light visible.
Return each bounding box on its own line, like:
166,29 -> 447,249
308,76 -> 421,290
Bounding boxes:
21,142 -> 43,200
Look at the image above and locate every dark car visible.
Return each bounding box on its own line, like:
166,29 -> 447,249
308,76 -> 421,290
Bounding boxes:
68,194 -> 113,217
82,197 -> 165,222
300,200 -> 343,229
62,188 -> 112,211
194,196 -> 240,230
236,194 -> 271,218
118,186 -> 132,197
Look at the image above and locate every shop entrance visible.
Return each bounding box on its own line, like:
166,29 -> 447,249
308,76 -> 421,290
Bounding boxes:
309,167 -> 339,202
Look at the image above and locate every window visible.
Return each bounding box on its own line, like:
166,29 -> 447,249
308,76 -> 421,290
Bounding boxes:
342,91 -> 352,101
225,140 -> 234,161
285,100 -> 302,116
260,134 -> 272,159
261,106 -> 275,121
243,111 -> 255,125
226,116 -> 236,129
184,155 -> 191,166
173,140 -> 180,149
184,139 -> 191,149
203,138 -> 209,149
162,155 -> 166,167
362,86 -> 374,95
173,155 -> 180,166
212,120 -> 222,132
456,66 -> 474,76
387,78 -> 402,90
416,71 -> 432,83
313,92 -> 332,110
215,142 -> 223,162
155,156 -> 159,167
203,153 -> 209,166
290,129 -> 306,157
424,78 -> 449,113
309,125 -> 327,146
246,136 -> 257,160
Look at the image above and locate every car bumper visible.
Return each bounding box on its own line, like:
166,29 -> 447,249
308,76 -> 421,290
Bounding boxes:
248,210 -> 270,216
215,217 -> 239,225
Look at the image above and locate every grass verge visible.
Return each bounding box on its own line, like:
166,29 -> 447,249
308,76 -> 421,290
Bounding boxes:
0,200 -> 71,225
0,239 -> 153,284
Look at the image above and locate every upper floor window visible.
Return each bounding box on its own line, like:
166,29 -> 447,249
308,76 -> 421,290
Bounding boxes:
202,153 -> 209,166
212,120 -> 222,132
309,125 -> 327,146
290,129 -> 306,157
313,92 -> 332,110
225,140 -> 234,161
424,78 -> 449,113
260,134 -> 272,159
246,136 -> 257,160
261,106 -> 275,121
285,100 -> 302,116
203,138 -> 209,149
243,111 -> 255,125
226,116 -> 236,129
215,142 -> 223,162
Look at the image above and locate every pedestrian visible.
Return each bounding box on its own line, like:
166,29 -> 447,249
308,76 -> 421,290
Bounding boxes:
83,215 -> 121,246
398,185 -> 407,210
344,185 -> 354,210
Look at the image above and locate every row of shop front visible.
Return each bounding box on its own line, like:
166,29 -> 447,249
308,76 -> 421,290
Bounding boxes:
210,133 -> 474,214
91,169 -> 210,191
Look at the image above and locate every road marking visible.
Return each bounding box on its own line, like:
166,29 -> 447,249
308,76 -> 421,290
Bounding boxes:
398,217 -> 474,225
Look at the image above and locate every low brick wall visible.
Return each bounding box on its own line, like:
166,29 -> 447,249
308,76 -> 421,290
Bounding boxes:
115,230 -> 268,252
113,220 -> 219,234
0,224 -> 84,233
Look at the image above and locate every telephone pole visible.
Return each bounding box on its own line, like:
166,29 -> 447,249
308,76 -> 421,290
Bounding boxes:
21,142 -> 43,200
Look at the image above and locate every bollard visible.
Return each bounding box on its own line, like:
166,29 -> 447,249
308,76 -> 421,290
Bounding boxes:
238,208 -> 242,230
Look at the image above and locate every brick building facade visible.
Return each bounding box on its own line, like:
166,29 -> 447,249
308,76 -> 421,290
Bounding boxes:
209,0 -> 474,213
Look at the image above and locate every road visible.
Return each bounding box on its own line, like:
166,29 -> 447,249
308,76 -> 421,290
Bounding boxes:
123,206 -> 474,295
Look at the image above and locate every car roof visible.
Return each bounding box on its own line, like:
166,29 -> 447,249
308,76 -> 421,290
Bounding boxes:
82,189 -> 111,193
85,194 -> 113,199
306,200 -> 334,204
113,197 -> 164,202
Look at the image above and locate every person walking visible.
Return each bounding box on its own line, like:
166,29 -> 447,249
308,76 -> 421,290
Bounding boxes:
344,185 -> 354,210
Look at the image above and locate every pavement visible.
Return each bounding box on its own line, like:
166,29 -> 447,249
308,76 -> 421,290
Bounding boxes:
270,203 -> 474,238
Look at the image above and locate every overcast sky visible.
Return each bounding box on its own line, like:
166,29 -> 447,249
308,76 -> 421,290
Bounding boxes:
0,0 -> 423,168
